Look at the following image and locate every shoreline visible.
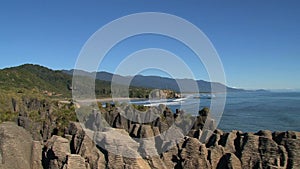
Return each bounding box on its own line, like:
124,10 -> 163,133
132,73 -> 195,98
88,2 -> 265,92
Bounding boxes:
75,97 -> 146,103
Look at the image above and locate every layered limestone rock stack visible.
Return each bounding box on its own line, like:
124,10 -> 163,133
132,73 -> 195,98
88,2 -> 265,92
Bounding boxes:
0,122 -> 42,169
1,104 -> 300,169
49,118 -> 300,169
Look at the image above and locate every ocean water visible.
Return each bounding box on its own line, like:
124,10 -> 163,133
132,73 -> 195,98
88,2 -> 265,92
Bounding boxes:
217,92 -> 300,132
131,92 -> 300,132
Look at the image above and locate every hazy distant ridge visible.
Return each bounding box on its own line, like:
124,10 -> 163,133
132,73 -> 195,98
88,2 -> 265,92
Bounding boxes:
63,70 -> 246,93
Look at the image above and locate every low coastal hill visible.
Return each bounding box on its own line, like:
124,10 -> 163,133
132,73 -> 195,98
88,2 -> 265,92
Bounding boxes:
0,64 -> 169,113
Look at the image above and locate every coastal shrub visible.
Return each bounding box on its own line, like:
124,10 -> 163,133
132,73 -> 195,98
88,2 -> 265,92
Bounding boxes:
199,107 -> 210,116
53,107 -> 78,136
29,110 -> 42,122
132,104 -> 148,111
0,111 -> 18,123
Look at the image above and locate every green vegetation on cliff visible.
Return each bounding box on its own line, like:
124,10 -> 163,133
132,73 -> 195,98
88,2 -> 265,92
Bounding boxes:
0,64 -> 72,96
0,64 -> 167,100
0,64 -> 176,124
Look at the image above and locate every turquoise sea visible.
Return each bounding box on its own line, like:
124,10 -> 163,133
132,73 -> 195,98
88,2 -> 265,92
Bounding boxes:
217,92 -> 300,132
131,92 -> 300,132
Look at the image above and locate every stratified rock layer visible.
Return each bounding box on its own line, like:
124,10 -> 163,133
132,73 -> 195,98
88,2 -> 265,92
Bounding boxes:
1,103 -> 300,169
0,122 -> 42,169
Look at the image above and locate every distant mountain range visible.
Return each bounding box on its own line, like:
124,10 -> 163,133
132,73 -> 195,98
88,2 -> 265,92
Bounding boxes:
63,69 -> 247,93
0,64 -> 261,103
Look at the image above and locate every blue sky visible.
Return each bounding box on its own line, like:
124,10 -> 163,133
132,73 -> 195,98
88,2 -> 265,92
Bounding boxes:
0,1 -> 300,90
